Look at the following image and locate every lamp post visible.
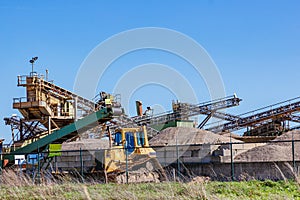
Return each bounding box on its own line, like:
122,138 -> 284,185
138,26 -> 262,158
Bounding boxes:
46,69 -> 49,81
29,57 -> 38,76
292,131 -> 296,173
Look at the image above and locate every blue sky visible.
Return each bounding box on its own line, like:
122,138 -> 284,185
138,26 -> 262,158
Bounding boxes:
0,0 -> 300,141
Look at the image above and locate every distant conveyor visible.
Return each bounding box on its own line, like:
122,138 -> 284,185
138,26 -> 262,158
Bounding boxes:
206,96 -> 300,133
109,95 -> 242,137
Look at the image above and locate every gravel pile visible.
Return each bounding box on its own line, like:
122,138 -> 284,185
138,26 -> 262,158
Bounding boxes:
235,130 -> 300,162
149,127 -> 242,146
62,139 -> 109,150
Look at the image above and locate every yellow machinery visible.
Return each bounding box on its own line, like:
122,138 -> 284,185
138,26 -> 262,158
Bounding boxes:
104,126 -> 154,173
96,126 -> 167,183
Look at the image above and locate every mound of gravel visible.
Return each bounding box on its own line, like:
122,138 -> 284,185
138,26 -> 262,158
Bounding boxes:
235,130 -> 300,162
149,127 -> 242,146
272,130 -> 300,146
62,139 -> 109,150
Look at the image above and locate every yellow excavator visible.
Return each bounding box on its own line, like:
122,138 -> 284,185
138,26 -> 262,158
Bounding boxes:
95,126 -> 167,183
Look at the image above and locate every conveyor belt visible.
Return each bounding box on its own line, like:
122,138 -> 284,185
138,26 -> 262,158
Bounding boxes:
10,107 -> 115,154
109,95 -> 241,136
207,96 -> 300,133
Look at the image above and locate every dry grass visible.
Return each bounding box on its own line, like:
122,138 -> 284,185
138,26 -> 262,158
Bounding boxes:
1,169 -> 300,200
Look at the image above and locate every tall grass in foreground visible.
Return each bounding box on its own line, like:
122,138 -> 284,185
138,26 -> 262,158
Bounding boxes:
0,169 -> 300,200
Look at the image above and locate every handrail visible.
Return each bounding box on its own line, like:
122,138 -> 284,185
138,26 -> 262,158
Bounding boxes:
13,97 -> 27,103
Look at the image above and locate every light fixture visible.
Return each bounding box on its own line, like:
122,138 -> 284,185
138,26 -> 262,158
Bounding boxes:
29,56 -> 38,76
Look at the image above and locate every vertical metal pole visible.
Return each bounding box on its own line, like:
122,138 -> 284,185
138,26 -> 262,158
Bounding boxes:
48,116 -> 51,135
176,131 -> 180,181
292,133 -> 296,173
74,97 -> 78,121
11,127 -> 15,151
107,127 -> 112,148
37,147 -> 41,184
55,156 -> 58,174
80,148 -> 84,180
125,146 -> 129,184
19,158 -> 22,177
230,133 -> 234,181
20,119 -> 23,141
31,156 -> 35,183
31,63 -> 34,76
46,69 -> 49,81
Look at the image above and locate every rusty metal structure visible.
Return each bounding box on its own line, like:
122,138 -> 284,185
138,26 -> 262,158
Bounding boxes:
5,70 -> 300,141
5,72 -> 123,149
108,95 -> 242,138
1,68 -> 122,169
206,96 -> 300,136
1,58 -> 300,184
14,74 -> 94,126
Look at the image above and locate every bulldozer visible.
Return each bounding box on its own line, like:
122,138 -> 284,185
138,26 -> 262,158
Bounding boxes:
95,125 -> 167,183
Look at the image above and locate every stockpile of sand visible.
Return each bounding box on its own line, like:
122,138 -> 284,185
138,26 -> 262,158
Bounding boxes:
62,139 -> 109,150
235,130 -> 300,162
273,130 -> 300,144
149,127 -> 242,146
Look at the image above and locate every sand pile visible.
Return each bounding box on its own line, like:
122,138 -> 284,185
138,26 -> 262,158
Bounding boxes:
272,130 -> 300,145
149,127 -> 242,146
62,138 -> 109,150
235,130 -> 300,162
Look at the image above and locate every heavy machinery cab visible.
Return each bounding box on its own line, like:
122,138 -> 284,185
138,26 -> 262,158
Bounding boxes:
114,126 -> 152,154
100,126 -> 156,173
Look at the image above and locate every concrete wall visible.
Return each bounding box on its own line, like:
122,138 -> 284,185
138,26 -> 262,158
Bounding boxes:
51,147 -> 299,181
167,161 -> 300,181
54,150 -> 97,172
153,143 -> 266,164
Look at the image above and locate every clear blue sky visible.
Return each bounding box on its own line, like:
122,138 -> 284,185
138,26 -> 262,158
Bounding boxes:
0,0 -> 300,141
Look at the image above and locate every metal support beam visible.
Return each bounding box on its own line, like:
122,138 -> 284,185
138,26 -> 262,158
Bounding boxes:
48,116 -> 51,135
198,112 -> 214,129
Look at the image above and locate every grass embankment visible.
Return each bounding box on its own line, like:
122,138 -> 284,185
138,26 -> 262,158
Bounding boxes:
0,180 -> 299,200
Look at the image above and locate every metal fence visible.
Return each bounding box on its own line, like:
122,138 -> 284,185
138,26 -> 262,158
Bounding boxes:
0,139 -> 299,184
